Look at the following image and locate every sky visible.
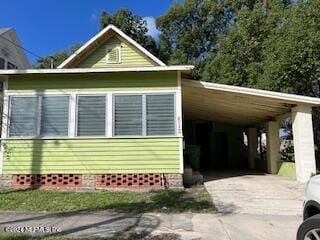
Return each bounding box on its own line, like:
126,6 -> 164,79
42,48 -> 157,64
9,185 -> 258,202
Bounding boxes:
1,0 -> 177,63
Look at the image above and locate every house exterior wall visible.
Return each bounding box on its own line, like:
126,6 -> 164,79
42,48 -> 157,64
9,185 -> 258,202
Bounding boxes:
2,138 -> 180,174
1,71 -> 183,190
6,72 -> 176,93
0,29 -> 30,69
76,36 -> 156,68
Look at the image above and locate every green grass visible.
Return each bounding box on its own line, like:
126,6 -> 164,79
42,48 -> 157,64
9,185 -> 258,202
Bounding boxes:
0,186 -> 214,213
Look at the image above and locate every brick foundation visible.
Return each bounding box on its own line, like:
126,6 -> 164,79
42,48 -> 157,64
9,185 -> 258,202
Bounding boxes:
0,174 -> 183,191
12,174 -> 82,189
96,174 -> 167,189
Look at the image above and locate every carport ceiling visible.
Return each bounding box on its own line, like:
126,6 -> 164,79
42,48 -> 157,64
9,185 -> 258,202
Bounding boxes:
182,79 -> 320,126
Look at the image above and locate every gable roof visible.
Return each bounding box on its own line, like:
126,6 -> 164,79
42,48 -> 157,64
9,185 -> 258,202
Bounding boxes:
0,28 -> 30,69
0,28 -> 11,35
58,25 -> 165,69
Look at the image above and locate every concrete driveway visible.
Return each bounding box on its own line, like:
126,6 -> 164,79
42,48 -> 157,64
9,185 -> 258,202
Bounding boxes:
204,170 -> 306,240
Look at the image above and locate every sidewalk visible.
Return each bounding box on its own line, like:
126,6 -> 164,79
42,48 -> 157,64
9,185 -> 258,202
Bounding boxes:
0,210 -> 300,239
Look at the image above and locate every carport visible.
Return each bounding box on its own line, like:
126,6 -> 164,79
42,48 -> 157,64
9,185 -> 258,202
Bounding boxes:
181,78 -> 320,182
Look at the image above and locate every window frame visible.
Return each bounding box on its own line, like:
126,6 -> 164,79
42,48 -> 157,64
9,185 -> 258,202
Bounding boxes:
7,94 -> 70,139
75,94 -> 108,138
106,44 -> 122,64
112,93 -> 176,137
6,91 -> 178,139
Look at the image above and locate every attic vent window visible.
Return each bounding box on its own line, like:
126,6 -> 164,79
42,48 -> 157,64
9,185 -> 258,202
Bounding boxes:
106,44 -> 121,64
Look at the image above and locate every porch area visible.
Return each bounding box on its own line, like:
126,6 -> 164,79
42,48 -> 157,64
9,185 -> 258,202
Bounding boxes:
181,79 -> 320,182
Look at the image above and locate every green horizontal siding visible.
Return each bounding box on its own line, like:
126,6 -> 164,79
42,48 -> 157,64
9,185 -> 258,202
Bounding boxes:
77,36 -> 156,68
3,138 -> 180,174
7,72 -> 178,93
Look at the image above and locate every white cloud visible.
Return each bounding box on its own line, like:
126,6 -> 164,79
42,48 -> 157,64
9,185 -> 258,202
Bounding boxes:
143,16 -> 161,40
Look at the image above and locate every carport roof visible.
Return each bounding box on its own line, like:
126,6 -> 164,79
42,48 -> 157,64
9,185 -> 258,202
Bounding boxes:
182,79 -> 320,126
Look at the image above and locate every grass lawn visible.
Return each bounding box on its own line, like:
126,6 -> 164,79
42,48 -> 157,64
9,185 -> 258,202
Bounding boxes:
0,186 -> 214,213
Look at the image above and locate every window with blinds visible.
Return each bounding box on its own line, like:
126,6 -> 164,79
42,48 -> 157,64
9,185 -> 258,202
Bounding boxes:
114,94 -> 175,136
9,97 -> 39,137
146,94 -> 175,135
9,96 -> 69,137
40,96 -> 69,136
114,95 -> 143,136
77,96 -> 106,136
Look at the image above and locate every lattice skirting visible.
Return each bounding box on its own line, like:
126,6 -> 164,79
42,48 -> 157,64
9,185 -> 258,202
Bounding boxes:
8,173 -> 180,190
12,174 -> 82,189
96,174 -> 168,189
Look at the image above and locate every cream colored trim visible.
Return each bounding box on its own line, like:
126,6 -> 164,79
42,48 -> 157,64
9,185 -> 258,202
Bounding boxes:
0,65 -> 194,75
58,24 -> 166,68
7,89 -> 180,96
106,93 -> 113,138
183,79 -> 320,106
69,93 -> 76,137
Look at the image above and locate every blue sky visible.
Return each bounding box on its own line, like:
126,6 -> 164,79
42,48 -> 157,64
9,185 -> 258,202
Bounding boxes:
1,0 -> 177,63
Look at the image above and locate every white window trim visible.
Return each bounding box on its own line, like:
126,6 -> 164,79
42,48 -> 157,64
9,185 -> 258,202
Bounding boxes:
106,44 -> 122,64
4,90 -> 180,140
7,94 -> 70,139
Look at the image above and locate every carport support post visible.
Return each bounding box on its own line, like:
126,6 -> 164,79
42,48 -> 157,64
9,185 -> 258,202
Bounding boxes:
292,105 -> 316,182
266,121 -> 280,174
248,127 -> 258,169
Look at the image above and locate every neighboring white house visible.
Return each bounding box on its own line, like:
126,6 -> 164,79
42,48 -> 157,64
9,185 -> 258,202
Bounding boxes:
0,28 -> 30,69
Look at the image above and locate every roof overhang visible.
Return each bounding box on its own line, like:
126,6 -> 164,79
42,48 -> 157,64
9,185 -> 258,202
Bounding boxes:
182,79 -> 320,126
0,65 -> 194,75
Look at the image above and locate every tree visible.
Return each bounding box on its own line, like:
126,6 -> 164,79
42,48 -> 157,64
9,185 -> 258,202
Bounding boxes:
202,0 -> 288,87
34,43 -> 81,69
100,9 -> 158,56
156,0 -> 229,77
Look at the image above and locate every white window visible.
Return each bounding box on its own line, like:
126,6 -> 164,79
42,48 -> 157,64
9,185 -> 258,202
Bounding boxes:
114,94 -> 175,136
106,45 -> 121,64
9,96 -> 39,137
146,94 -> 175,135
8,96 -> 69,137
114,95 -> 143,136
40,96 -> 69,136
77,96 -> 106,136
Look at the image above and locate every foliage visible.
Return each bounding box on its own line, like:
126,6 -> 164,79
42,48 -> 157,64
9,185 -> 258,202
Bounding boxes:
0,186 -> 214,213
100,9 -> 158,56
33,44 -> 81,69
202,0 -> 289,86
156,0 -> 229,77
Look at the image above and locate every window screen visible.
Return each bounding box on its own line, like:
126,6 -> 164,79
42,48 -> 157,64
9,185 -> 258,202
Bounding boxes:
146,94 -> 175,135
9,97 -> 38,137
77,96 -> 106,136
40,96 -> 69,136
114,95 -> 143,136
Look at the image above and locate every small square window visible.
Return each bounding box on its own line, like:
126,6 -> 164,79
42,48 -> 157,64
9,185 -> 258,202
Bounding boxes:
106,45 -> 121,64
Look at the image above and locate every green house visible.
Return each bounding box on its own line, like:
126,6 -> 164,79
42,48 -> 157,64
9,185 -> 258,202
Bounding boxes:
0,25 -> 320,190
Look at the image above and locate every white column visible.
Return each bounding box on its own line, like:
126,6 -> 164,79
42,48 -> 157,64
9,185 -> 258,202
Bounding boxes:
248,127 -> 258,169
292,105 -> 316,182
266,121 -> 280,174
